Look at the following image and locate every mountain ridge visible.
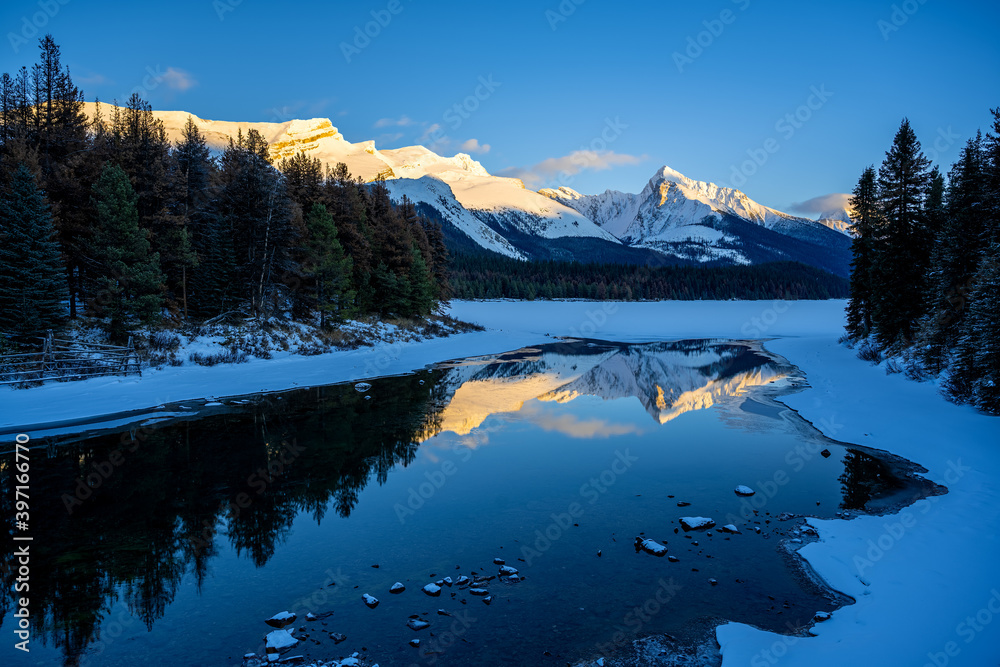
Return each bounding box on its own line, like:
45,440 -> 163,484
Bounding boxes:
82,102 -> 850,276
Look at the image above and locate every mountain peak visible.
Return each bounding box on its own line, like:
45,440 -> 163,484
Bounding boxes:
538,186 -> 584,201
815,207 -> 855,235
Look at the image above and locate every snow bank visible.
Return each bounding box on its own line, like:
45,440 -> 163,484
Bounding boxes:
715,336 -> 1000,666
0,300 -> 841,435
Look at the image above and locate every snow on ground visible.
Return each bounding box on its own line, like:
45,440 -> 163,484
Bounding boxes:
4,299 -> 999,666
0,300 -> 839,434
715,335 -> 1000,667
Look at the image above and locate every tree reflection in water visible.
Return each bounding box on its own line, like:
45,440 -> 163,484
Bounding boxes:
0,340 -> 913,665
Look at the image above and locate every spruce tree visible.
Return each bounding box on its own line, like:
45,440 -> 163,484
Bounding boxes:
304,203 -> 355,326
845,166 -> 879,338
89,163 -> 164,338
915,137 -> 986,370
170,116 -> 214,318
216,129 -> 292,317
966,253 -> 1000,413
407,245 -> 435,316
873,118 -> 932,348
0,165 -> 67,338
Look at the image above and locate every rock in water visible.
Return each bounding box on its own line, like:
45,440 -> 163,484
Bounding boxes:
734,485 -> 755,496
680,517 -> 716,531
422,583 -> 442,596
493,557 -> 505,565
265,611 -> 297,628
330,632 -> 347,644
498,565 -> 519,576
264,629 -> 298,662
362,594 -> 379,609
354,382 -> 372,393
407,618 -> 430,631
814,611 -> 831,622
468,587 -> 489,596
719,524 -> 740,534
634,537 -> 668,556
455,575 -> 470,586
390,582 -> 406,594
409,639 -> 421,647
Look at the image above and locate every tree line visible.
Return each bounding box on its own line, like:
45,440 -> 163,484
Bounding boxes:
846,110 -> 1000,413
450,252 -> 849,301
0,36 -> 449,342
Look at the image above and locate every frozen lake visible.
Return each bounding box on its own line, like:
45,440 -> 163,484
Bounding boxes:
0,338 -> 937,666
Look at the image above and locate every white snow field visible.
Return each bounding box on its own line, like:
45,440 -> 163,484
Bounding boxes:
3,300 -> 998,666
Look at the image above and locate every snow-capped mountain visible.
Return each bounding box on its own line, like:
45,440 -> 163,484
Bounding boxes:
815,207 -> 855,236
83,102 -> 620,260
540,166 -> 852,274
83,103 -> 849,275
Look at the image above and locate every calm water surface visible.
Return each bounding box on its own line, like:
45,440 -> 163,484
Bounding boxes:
0,339 -> 937,666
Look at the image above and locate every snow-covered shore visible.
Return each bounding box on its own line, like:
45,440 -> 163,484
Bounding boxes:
0,299 -> 838,434
715,335 -> 1000,667
4,299 -> 998,666
450,301 -> 1000,667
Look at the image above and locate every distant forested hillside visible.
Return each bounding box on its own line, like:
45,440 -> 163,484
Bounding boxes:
450,253 -> 849,301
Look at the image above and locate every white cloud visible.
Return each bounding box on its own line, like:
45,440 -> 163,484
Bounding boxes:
500,150 -> 646,188
458,138 -> 490,154
160,67 -> 196,91
789,192 -> 852,215
374,115 -> 415,128
78,72 -> 111,86
418,123 -> 443,144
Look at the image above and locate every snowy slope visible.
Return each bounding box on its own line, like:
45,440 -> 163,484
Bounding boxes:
540,165 -> 848,266
82,103 -> 846,270
815,207 -> 855,235
383,176 -> 525,259
83,102 -> 617,253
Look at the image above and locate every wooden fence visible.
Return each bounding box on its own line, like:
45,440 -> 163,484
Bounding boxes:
0,332 -> 141,386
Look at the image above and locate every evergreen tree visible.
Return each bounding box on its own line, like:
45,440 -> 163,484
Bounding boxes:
324,164 -> 374,312
216,129 -> 293,317
845,166 -> 879,337
279,151 -> 324,212
407,245 -> 435,316
108,95 -> 178,302
966,254 -> 1000,413
89,164 -> 164,338
872,118 -> 932,347
0,165 -> 67,337
303,203 -> 355,326
170,116 -> 214,318
189,214 -> 237,316
915,137 -> 986,370
984,109 -> 1000,248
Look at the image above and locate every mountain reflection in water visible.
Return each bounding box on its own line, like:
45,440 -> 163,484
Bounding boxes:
0,340 -> 920,666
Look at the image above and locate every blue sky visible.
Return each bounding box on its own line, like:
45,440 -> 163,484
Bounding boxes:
2,0 -> 998,213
